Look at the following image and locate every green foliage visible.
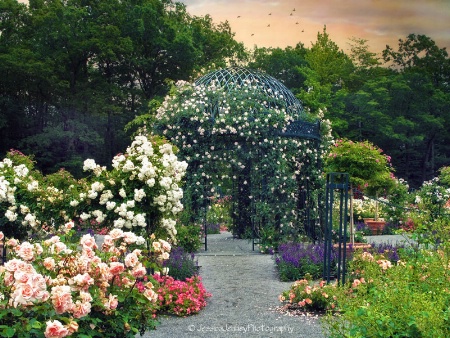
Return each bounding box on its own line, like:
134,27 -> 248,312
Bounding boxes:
174,223 -> 202,253
206,195 -> 232,231
0,0 -> 245,175
164,246 -> 199,281
325,139 -> 395,196
324,248 -> 450,338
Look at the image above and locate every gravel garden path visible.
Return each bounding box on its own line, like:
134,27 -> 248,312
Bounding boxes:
139,231 -> 328,338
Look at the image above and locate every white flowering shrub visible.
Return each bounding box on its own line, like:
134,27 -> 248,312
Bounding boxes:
0,133 -> 187,241
153,79 -> 332,240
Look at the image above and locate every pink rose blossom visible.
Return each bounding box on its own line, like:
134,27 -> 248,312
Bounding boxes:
109,228 -> 124,240
51,285 -> 73,314
43,257 -> 56,271
124,252 -> 138,268
44,320 -> 69,338
80,234 -> 97,249
71,301 -> 91,318
17,242 -> 35,261
109,262 -> 125,275
104,293 -> 119,310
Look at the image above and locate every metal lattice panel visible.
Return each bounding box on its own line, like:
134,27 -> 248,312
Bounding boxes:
195,67 -> 303,115
278,120 -> 321,140
195,67 -> 321,140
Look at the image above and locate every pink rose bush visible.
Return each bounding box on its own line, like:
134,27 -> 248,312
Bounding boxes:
0,226 -> 168,337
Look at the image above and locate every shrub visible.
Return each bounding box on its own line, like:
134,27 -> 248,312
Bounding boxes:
274,242 -> 335,281
175,224 -> 202,253
324,249 -> 450,338
154,274 -> 211,317
279,279 -> 338,313
0,227 -> 163,337
164,246 -> 199,281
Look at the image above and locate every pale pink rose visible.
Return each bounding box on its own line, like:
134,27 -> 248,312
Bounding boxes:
66,320 -> 79,335
80,234 -> 97,249
19,262 -> 35,274
12,283 -> 35,307
33,274 -> 48,289
131,264 -> 146,278
51,285 -> 73,314
64,221 -> 74,231
3,271 -> 15,286
71,300 -> 91,318
124,252 -> 139,268
159,252 -> 170,260
103,235 -> 114,246
14,270 -> 32,284
143,288 -> 158,302
104,294 -> 118,310
109,262 -> 125,275
5,238 -> 19,247
82,246 -> 96,259
94,262 -> 112,281
17,242 -> 35,261
121,276 -> 133,286
352,279 -> 361,288
152,241 -> 161,251
123,232 -> 137,244
34,289 -> 50,302
132,249 -> 142,256
109,228 -> 124,240
0,231 -> 4,240
70,273 -> 94,290
79,291 -> 93,303
43,257 -> 56,271
44,236 -> 60,246
159,239 -> 171,252
44,320 -> 69,338
4,258 -> 21,272
52,242 -> 67,254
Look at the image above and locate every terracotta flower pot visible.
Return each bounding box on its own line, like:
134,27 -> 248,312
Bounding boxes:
365,220 -> 386,235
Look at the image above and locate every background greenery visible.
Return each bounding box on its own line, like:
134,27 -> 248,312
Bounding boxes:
1,0 -> 450,189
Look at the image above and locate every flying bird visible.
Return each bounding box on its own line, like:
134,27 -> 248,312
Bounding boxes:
267,24 -> 270,27
302,29 -> 304,32
293,8 -> 296,11
296,22 -> 299,24
237,15 -> 241,18
268,12 -> 272,15
251,33 -> 254,36
290,12 -> 293,16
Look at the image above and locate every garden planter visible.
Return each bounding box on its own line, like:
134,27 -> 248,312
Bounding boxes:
334,243 -> 372,260
365,220 -> 386,235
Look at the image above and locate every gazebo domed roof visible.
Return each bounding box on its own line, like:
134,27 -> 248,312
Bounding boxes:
195,67 -> 303,116
195,67 -> 320,140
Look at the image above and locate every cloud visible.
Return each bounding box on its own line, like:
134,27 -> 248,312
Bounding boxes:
179,0 -> 450,53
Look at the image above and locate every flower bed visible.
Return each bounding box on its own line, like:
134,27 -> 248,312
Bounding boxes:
274,242 -> 336,281
0,226 -> 210,337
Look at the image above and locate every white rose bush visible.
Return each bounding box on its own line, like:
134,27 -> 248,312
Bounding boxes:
0,133 -> 187,242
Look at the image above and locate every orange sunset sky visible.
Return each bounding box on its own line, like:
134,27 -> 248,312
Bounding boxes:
179,0 -> 450,55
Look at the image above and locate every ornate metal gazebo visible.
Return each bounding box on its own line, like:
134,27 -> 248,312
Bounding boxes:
155,67 -> 324,248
